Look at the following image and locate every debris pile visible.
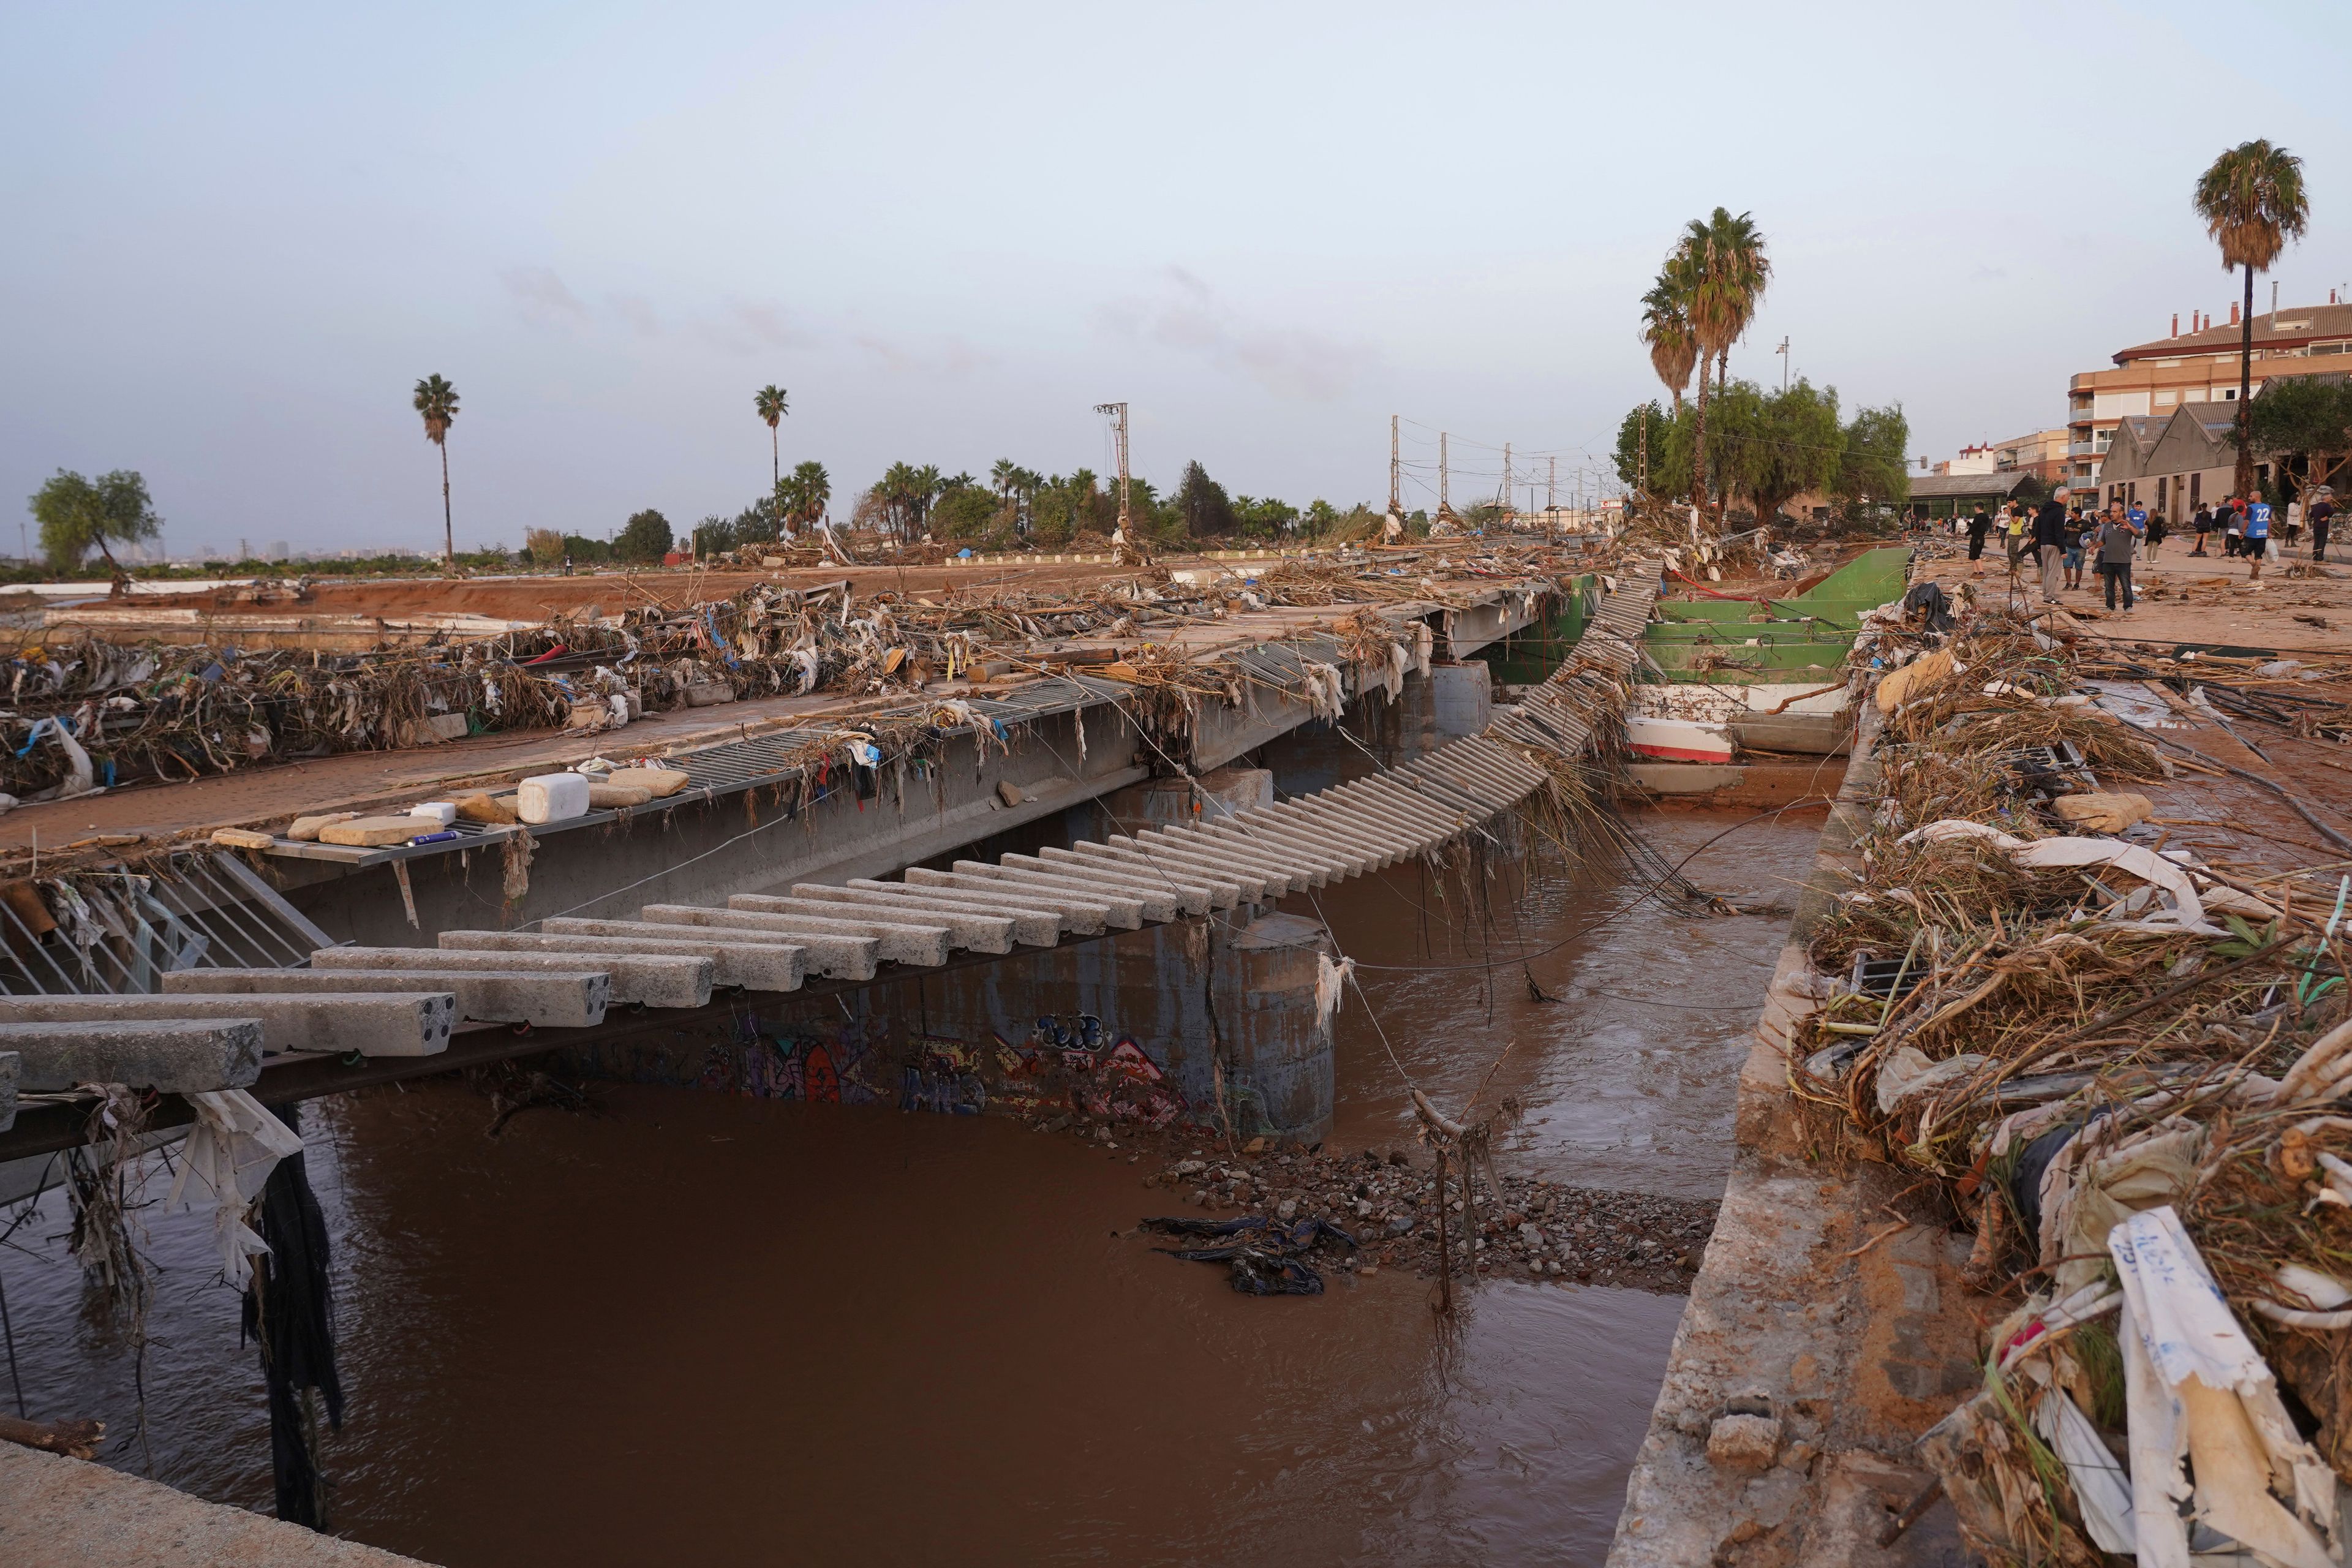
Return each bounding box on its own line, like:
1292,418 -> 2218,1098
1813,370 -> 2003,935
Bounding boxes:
1781,580 -> 2352,1563
1114,1134 -> 1714,1294
0,551 -> 1580,803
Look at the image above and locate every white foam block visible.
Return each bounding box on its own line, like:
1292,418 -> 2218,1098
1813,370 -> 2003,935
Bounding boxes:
518,772 -> 590,824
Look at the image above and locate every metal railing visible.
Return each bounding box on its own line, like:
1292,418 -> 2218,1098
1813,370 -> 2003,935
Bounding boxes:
0,851 -> 331,996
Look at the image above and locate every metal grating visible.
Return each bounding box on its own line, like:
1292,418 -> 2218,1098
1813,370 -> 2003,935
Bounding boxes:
0,851 -> 332,996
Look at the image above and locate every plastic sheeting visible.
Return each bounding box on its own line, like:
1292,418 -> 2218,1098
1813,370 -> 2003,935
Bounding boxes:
166,1087 -> 306,1278
2109,1205 -> 2340,1568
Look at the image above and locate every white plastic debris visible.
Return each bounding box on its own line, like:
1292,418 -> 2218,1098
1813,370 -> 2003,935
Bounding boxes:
2109,1205 -> 2339,1568
518,772 -> 590,824
168,1088 -> 306,1279
1314,950 -> 1355,1032
409,801 -> 458,826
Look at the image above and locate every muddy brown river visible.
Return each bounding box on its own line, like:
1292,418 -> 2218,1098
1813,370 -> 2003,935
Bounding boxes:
0,809 -> 1820,1565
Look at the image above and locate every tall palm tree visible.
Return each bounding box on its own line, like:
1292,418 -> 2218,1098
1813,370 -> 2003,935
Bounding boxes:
1702,208 -> 1770,389
1677,209 -> 1771,522
1640,272 -> 1700,415
412,374 -> 459,568
2193,141 -> 2309,497
754,385 -> 789,529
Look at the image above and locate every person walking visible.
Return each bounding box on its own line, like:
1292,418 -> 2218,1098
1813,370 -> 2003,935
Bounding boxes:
2096,503 -> 2144,611
2064,506 -> 2090,591
1966,505 -> 1991,575
2222,496 -> 2245,557
2033,493 -> 2069,603
2242,493 -> 2272,584
2002,503 -> 2029,572
2284,494 -> 2304,548
2146,502 -> 2168,559
2312,491 -> 2335,563
2191,500 -> 2213,556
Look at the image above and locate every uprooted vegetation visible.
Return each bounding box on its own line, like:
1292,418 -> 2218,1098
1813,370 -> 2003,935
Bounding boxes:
1781,586 -> 2352,1563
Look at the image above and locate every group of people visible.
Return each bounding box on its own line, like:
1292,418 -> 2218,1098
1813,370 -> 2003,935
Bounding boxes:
1956,486 -> 2334,612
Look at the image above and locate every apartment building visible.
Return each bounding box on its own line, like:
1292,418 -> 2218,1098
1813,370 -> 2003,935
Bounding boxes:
1927,430 -> 2069,482
2067,297 -> 2352,486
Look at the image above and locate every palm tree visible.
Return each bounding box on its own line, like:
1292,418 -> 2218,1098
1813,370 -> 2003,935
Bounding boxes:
788,460 -> 830,530
754,385 -> 788,529
1640,271 -> 1700,415
912,464 -> 943,535
412,374 -> 459,568
1701,208 -> 1770,389
2193,141 -> 2309,497
1677,209 -> 1771,522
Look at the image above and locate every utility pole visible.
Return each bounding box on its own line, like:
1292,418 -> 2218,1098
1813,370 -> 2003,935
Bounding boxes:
1547,455 -> 1556,513
1638,409 -> 1649,493
1439,432 -> 1450,516
1389,415 -> 1401,519
1501,443 -> 1512,516
1094,402 -> 1130,536
1776,336 -> 1790,393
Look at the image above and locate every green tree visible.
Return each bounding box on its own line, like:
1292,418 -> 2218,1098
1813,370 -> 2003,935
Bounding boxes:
1175,460 -> 1237,537
412,374 -> 460,568
524,527 -> 565,567
932,484 -> 998,540
2193,140 -> 2309,497
29,469 -> 162,578
1713,379 -> 1844,526
1832,404 -> 1910,508
1613,402 -> 1677,494
615,508 -> 674,563
692,514 -> 737,556
2250,375 -> 2352,492
1232,494 -> 1299,537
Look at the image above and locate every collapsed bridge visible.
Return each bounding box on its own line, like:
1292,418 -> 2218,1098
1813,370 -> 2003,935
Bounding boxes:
0,565 -> 1658,1165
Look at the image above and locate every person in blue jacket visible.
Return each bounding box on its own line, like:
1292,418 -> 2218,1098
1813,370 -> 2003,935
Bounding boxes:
2241,494 -> 2272,585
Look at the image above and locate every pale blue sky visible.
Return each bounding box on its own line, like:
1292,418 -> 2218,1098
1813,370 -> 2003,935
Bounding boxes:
4,1 -> 2346,554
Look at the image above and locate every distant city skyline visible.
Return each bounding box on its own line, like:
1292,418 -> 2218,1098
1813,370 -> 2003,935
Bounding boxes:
4,0 -> 2346,554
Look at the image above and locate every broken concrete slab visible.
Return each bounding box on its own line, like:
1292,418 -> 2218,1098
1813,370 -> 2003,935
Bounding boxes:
164,968 -> 609,1030
0,993 -> 453,1058
0,1019 -> 263,1093
310,947 -> 712,1009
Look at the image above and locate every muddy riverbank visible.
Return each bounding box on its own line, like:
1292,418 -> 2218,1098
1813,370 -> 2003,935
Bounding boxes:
0,807 -> 1821,1565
